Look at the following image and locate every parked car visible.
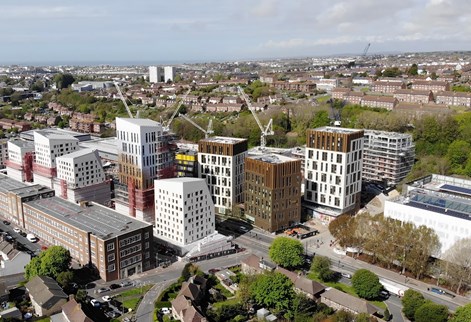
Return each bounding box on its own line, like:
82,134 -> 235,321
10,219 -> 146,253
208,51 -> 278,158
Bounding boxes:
13,228 -> 21,233
106,311 -> 121,318
19,232 -> 26,237
2,220 -> 10,225
90,299 -> 100,307
96,287 -> 110,294
109,283 -> 121,290
161,307 -> 171,315
119,281 -> 133,287
102,295 -> 112,302
341,272 -> 352,279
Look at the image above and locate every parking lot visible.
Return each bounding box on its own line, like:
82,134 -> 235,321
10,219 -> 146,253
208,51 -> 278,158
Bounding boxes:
0,221 -> 42,256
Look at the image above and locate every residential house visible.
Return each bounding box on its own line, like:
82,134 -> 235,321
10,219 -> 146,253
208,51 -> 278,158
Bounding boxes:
435,91 -> 471,107
411,80 -> 450,93
275,267 -> 325,300
25,276 -> 68,317
361,95 -> 398,110
222,96 -> 242,104
51,296 -> 94,322
171,275 -> 208,322
344,91 -> 365,105
372,81 -> 406,93
321,288 -> 379,317
393,89 -> 434,104
331,88 -> 351,100
0,307 -> 22,320
273,81 -> 316,92
0,240 -> 31,276
241,254 -> 276,275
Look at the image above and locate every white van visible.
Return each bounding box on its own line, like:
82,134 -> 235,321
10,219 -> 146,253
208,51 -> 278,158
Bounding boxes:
26,234 -> 38,243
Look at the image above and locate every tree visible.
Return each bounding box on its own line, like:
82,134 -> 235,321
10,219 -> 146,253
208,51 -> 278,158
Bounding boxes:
442,238 -> 471,294
25,246 -> 71,280
310,256 -> 335,282
328,215 -> 358,249
450,303 -> 471,322
383,308 -> 391,321
408,64 -> 419,76
310,110 -> 331,128
75,289 -> 87,303
56,270 -> 74,287
402,289 -> 426,321
406,225 -> 440,279
268,237 -> 304,269
10,91 -> 23,106
250,272 -> 295,314
351,269 -> 382,300
54,73 -> 75,89
414,302 -> 449,322
333,310 -> 355,322
447,140 -> 471,171
30,80 -> 45,92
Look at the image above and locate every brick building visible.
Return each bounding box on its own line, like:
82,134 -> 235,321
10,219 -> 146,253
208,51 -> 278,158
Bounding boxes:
393,89 -> 434,104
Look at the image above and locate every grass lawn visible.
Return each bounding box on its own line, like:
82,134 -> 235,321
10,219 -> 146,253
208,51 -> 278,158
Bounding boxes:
122,297 -> 141,311
119,285 -> 153,297
212,297 -> 239,309
33,318 -> 51,322
307,272 -> 387,310
214,282 -> 234,298
316,95 -> 331,103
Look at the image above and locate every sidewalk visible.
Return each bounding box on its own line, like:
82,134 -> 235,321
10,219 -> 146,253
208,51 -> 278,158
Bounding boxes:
311,230 -> 470,307
134,279 -> 176,322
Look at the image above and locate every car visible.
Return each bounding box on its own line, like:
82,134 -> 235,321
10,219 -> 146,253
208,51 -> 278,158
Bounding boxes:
109,283 -> 121,290
106,311 -> 121,318
19,232 -> 26,237
341,272 -> 352,279
380,290 -> 390,298
161,307 -> 171,315
2,221 -> 10,225
13,228 -> 21,233
96,287 -> 110,294
90,299 -> 101,307
119,281 -> 133,287
102,295 -> 112,302
239,226 -> 248,232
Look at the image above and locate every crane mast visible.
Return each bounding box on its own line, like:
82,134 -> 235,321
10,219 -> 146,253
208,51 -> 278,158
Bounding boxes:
179,113 -> 213,138
237,86 -> 274,149
164,88 -> 191,131
113,82 -> 134,118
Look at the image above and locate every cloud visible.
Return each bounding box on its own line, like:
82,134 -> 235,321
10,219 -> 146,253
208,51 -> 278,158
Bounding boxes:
250,0 -> 279,17
2,4 -> 106,19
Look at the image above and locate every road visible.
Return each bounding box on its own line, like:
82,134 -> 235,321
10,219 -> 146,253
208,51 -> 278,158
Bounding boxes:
0,221 -> 42,255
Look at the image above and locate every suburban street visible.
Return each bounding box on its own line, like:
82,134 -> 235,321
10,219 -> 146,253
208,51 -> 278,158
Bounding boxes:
112,219 -> 469,322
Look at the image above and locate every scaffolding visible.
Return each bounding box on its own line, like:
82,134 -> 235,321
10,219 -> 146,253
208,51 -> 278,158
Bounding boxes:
128,177 -> 136,217
24,153 -> 33,182
32,162 -> 57,178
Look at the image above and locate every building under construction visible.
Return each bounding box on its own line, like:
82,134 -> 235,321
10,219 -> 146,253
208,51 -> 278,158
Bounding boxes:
114,118 -> 175,224
5,140 -> 35,183
362,130 -> 415,186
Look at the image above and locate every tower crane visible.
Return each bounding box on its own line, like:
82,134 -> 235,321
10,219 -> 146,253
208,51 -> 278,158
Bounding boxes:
178,113 -> 213,138
163,88 -> 191,131
237,86 -> 274,149
362,43 -> 371,57
113,81 -> 135,118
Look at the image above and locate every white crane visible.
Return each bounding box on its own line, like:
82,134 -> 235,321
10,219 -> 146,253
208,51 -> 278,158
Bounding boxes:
163,88 -> 191,131
179,113 -> 213,138
237,86 -> 274,149
113,81 -> 135,118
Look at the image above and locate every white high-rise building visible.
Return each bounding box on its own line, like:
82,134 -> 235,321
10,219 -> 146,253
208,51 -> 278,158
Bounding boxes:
198,137 -> 248,215
164,66 -> 176,83
55,149 -> 110,205
304,127 -> 364,222
32,130 -> 80,188
155,178 -> 215,254
149,66 -> 164,83
115,118 -> 174,223
5,140 -> 34,182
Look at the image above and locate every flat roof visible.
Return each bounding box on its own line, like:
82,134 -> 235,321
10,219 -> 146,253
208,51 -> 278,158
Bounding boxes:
312,126 -> 363,134
364,130 -> 413,139
57,148 -> 96,160
25,197 -> 151,240
20,128 -> 91,142
0,175 -> 54,198
8,139 -> 34,149
156,177 -> 203,184
248,153 -> 298,164
0,175 -> 30,193
200,136 -> 247,144
116,117 -> 161,127
33,130 -> 79,141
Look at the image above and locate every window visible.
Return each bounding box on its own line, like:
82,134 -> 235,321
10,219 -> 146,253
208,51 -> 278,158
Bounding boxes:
108,253 -> 115,262
108,263 -> 115,272
145,232 -> 150,239
107,243 -> 115,251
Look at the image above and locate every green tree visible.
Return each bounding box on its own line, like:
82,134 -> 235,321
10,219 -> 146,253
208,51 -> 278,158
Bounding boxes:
54,73 -> 75,89
268,237 -> 304,269
75,289 -> 87,303
310,110 -> 331,128
408,64 -> 419,76
250,272 -> 295,314
25,246 -> 71,280
56,270 -> 74,287
10,91 -> 23,106
351,269 -> 382,300
310,256 -> 335,282
414,302 -> 449,322
402,289 -> 426,321
30,80 -> 45,92
384,308 -> 391,321
333,309 -> 355,322
450,303 -> 471,322
447,140 -> 471,171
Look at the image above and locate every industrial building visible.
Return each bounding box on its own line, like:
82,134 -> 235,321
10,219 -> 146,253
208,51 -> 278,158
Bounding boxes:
304,127 -> 364,222
244,154 -> 301,232
362,130 -> 415,186
114,118 -> 175,223
23,196 -> 154,281
154,177 -> 215,254
198,136 -> 248,215
384,174 -> 471,257
5,140 -> 35,182
32,130 -> 80,188
55,149 -> 110,205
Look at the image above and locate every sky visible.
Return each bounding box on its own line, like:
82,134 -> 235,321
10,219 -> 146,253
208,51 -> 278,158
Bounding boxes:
2,0 -> 471,65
